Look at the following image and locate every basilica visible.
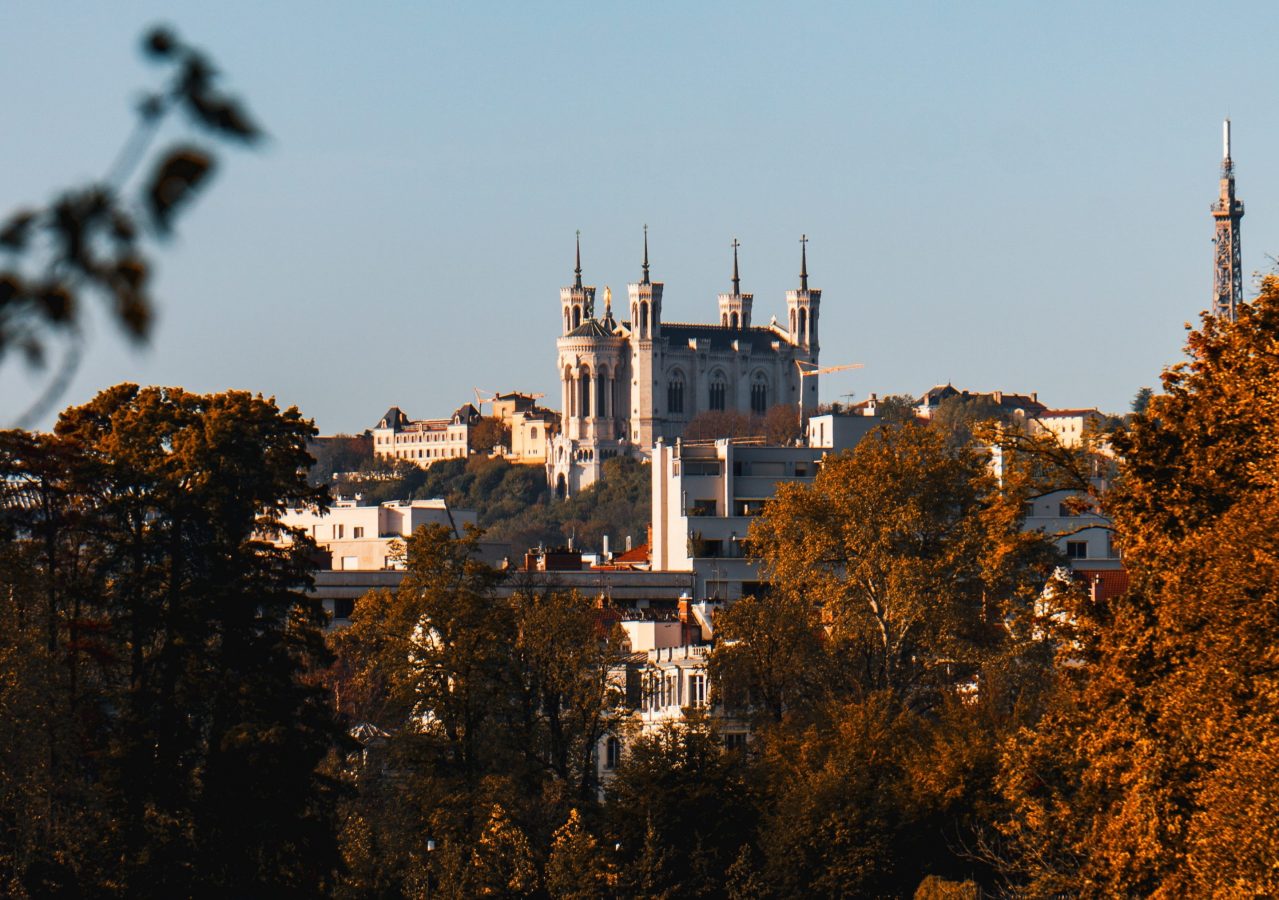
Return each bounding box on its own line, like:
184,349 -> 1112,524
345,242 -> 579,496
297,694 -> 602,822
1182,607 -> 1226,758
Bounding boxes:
549,231 -> 822,495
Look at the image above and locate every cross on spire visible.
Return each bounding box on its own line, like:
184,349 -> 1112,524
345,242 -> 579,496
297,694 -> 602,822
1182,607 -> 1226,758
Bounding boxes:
574,230 -> 582,289
800,234 -> 809,291
731,238 -> 741,296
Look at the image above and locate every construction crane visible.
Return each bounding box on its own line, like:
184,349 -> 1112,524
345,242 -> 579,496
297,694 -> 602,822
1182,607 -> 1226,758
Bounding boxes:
794,361 -> 865,430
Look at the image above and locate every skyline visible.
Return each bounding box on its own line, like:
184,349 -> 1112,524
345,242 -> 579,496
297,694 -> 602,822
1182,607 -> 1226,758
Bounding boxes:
3,3 -> 1278,432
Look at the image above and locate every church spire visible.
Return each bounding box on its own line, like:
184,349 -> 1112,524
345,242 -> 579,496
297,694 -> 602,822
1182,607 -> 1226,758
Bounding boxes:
799,234 -> 809,291
641,224 -> 650,285
574,230 -> 583,289
731,237 -> 741,296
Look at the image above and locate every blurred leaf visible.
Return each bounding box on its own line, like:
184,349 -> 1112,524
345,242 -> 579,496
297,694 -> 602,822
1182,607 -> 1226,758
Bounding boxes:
115,291 -> 152,339
146,146 -> 215,232
111,211 -> 137,243
36,283 -> 75,324
0,272 -> 23,306
143,26 -> 178,58
178,53 -> 216,99
0,210 -> 37,250
114,256 -> 148,291
189,92 -> 261,142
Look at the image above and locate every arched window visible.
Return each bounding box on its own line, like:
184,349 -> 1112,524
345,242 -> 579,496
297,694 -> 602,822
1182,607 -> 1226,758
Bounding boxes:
709,373 -> 727,411
667,370 -> 685,415
750,371 -> 769,415
564,311 -> 570,332
579,366 -> 591,417
721,313 -> 728,326
640,301 -> 650,336
595,365 -> 608,417
798,307 -> 807,341
572,306 -> 581,329
730,311 -> 739,329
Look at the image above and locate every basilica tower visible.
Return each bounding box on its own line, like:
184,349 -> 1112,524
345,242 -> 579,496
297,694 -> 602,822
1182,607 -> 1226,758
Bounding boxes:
717,239 -> 753,329
786,236 -> 821,415
628,226 -> 664,449
1212,119 -> 1245,322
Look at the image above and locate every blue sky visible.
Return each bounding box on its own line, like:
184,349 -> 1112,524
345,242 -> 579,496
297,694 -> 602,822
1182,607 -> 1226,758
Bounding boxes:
2,2 -> 1276,432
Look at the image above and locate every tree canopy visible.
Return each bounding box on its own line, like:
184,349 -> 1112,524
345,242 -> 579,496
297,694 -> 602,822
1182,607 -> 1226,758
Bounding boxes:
0,385 -> 343,897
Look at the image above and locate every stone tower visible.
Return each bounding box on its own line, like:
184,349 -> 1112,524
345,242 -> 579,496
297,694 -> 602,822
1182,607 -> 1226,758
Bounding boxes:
1212,119 -> 1245,322
717,238 -> 753,329
786,235 -> 821,415
561,231 -> 595,335
628,226 -> 664,448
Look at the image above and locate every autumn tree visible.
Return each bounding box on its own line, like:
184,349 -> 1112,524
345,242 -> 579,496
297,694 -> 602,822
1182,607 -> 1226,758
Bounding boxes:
720,421 -> 1059,894
998,277 -> 1279,896
605,715 -> 756,897
750,423 -> 1056,703
0,386 -> 343,897
333,524 -> 625,895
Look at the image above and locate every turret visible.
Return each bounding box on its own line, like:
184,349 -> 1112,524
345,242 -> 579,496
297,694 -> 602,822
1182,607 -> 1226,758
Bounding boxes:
717,238 -> 753,329
561,231 -> 596,335
628,225 -> 663,339
785,234 -> 820,351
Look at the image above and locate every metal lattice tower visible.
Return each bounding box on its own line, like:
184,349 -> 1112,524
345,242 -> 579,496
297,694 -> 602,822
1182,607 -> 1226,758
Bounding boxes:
1212,119 -> 1245,321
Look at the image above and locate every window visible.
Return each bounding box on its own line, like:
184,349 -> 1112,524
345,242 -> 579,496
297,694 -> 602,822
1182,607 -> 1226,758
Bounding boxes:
688,674 -> 706,707
724,732 -> 747,752
604,736 -> 621,770
353,526 -> 364,539
334,524 -> 344,539
1024,501 -> 1036,519
530,427 -> 538,439
688,499 -> 716,517
341,555 -> 359,570
667,372 -> 685,414
709,380 -> 726,411
332,598 -> 355,621
1066,541 -> 1088,559
750,373 -> 768,415
1059,502 -> 1073,517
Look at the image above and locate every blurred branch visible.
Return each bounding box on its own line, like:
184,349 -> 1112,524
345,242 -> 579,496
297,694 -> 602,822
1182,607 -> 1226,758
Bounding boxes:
2,25 -> 264,427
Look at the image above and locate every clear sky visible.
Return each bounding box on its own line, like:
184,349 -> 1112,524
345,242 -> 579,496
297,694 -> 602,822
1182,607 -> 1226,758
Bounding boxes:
2,2 -> 1276,432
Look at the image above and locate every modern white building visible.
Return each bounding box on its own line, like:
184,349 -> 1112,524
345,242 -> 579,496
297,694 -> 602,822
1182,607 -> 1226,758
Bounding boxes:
650,434 -> 880,603
277,498 -> 479,572
1023,488 -> 1120,569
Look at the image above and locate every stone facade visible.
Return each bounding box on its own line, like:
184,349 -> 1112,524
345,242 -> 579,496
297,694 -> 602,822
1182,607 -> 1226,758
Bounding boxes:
372,404 -> 479,467
549,235 -> 822,496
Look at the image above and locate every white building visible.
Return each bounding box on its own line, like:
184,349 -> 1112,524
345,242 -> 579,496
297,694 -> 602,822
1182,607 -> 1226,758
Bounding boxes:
650,433 -> 877,602
277,498 -> 478,572
549,232 -> 823,496
372,404 -> 479,467
1029,408 -> 1108,448
1023,488 -> 1120,569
